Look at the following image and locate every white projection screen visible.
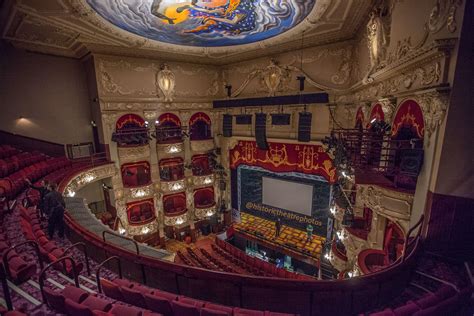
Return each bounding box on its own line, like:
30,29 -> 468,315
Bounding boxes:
262,177 -> 313,215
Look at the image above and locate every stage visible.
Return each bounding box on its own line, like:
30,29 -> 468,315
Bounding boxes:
233,212 -> 325,267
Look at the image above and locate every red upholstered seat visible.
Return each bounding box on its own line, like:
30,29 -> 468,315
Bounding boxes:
179,296 -> 205,307
264,312 -> 296,316
392,301 -> 420,316
434,285 -> 456,300
154,290 -> 178,302
120,286 -> 147,308
369,309 -> 395,316
204,303 -> 233,315
62,285 -> 89,303
108,304 -> 142,316
414,294 -> 439,309
201,307 -> 230,316
144,293 -> 174,316
101,278 -> 125,301
113,278 -> 134,288
234,308 -> 265,316
44,287 -> 68,313
81,295 -> 113,312
171,300 -> 200,316
65,298 -> 94,316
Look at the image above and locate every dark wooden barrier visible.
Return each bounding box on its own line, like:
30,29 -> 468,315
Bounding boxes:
0,130 -> 65,157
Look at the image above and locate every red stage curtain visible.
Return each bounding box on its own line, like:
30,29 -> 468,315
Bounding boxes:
229,140 -> 336,183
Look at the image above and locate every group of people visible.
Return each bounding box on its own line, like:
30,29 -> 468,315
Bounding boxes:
26,179 -> 66,239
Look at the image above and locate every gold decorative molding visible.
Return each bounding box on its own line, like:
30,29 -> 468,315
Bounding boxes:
117,145 -> 150,163
160,179 -> 186,194
64,163 -> 117,197
195,205 -> 217,220
193,175 -> 215,187
125,183 -> 155,200
157,142 -> 184,155
190,139 -> 215,153
414,90 -> 450,143
357,185 -> 414,221
164,213 -> 188,227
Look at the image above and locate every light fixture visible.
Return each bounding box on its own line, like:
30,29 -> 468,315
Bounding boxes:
348,272 -> 354,278
171,182 -> 183,191
176,218 -> 184,225
168,145 -> 179,153
336,230 -> 346,240
330,206 -> 336,215
84,174 -> 96,183
206,210 -> 214,217
141,227 -> 150,235
324,253 -> 331,260
371,118 -> 376,123
67,190 -> 76,197
203,177 -> 213,185
133,189 -> 146,198
118,228 -> 126,235
155,120 -> 160,124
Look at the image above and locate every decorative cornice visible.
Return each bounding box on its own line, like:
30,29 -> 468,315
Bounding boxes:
195,206 -> 217,220
64,163 -> 117,196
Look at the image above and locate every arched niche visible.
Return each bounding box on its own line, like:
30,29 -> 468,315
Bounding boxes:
163,192 -> 187,216
113,114 -> 148,147
156,113 -> 183,144
194,187 -> 215,209
159,157 -> 184,181
189,112 -> 212,141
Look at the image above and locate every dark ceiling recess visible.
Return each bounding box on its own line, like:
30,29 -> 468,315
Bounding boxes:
213,93 -> 329,109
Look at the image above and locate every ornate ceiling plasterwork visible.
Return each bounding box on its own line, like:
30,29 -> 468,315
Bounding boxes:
1,0 -> 372,63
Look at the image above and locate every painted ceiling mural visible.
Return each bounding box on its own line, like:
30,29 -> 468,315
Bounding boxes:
86,0 -> 316,47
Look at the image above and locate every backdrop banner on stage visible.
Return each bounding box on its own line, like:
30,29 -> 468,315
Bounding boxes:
229,140 -> 336,184
237,165 -> 331,237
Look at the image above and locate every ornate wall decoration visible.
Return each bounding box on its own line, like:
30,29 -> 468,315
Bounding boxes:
416,90 -> 449,143
428,0 -> 463,33
118,145 -> 151,163
379,98 -> 397,123
156,63 -> 175,102
126,184 -> 154,200
164,213 -> 188,227
98,60 -> 153,97
160,179 -> 186,194
157,142 -> 184,155
190,139 -> 215,153
126,220 -> 158,236
193,175 -> 215,187
195,206 -> 217,220
63,163 -> 117,196
101,102 -> 212,111
366,3 -> 391,76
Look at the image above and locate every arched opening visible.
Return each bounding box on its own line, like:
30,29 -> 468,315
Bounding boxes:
390,100 -> 424,189
112,114 -> 149,147
191,154 -> 212,176
189,112 -> 212,141
163,192 -> 187,216
156,113 -> 183,144
194,187 -> 215,209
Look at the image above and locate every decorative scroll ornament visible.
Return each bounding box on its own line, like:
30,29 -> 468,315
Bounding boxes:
379,98 -> 397,123
416,91 -> 449,144
263,59 -> 283,96
195,206 -> 217,220
156,63 -> 175,102
428,0 -> 463,34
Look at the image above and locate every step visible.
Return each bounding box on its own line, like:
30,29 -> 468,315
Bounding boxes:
56,273 -> 95,293
7,280 -> 41,306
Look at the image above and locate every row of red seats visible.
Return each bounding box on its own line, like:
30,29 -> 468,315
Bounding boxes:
214,239 -> 313,280
185,248 -> 222,271
19,206 -> 83,276
43,283 -> 160,316
0,227 -> 37,284
0,145 -> 20,159
0,156 -> 72,199
211,244 -> 264,276
99,277 -> 294,316
0,151 -> 46,178
367,284 -> 473,316
200,248 -> 238,274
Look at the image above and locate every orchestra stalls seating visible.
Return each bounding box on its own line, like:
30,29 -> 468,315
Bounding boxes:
121,161 -> 151,188
155,113 -> 183,144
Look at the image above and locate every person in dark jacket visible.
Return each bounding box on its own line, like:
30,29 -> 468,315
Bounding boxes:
275,218 -> 282,238
44,183 -> 66,239
25,179 -> 49,217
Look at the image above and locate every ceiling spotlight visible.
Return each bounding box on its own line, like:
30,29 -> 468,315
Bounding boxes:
370,118 -> 376,123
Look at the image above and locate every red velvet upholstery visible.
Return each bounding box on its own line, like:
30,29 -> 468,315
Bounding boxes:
203,303 -> 233,316
179,296 -> 205,307
201,308 -> 230,316
44,287 -> 68,313
120,286 -> 147,308
392,301 -> 420,316
415,294 -> 439,309
171,300 -> 201,316
62,285 -> 89,303
126,199 -> 156,225
163,193 -> 187,216
109,304 -> 142,316
65,298 -> 94,316
81,296 -> 112,312
101,278 -> 125,301
234,307 -> 265,316
144,293 -> 174,316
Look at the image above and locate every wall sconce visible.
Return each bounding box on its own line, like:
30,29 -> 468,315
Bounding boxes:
176,218 -> 184,225
157,63 -> 175,102
141,227 -> 150,235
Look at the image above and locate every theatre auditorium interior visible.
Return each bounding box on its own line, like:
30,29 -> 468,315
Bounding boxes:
0,0 -> 473,315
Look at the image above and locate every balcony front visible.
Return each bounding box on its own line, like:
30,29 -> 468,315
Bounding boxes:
193,187 -> 216,220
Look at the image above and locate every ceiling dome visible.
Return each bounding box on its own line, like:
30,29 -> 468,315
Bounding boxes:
86,0 -> 316,47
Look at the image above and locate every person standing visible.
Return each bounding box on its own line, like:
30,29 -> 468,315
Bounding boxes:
25,179 -> 49,218
44,183 -> 66,239
275,218 -> 282,239
306,224 -> 314,242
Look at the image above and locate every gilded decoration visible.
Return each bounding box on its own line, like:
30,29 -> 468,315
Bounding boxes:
160,179 -> 186,194
126,220 -> 158,236
193,175 -> 215,187
157,142 -> 184,155
156,63 -> 175,102
195,205 -> 217,220
126,184 -> 154,200
64,163 -> 117,196
118,145 -> 151,163
415,90 -> 449,143
164,213 -> 188,226
190,139 -> 215,153
358,185 -> 414,221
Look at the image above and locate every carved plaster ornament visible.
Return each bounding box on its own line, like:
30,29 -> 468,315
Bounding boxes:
263,59 -> 283,96
156,63 -> 176,102
428,0 -> 462,34
417,91 -> 449,145
379,98 -> 396,123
